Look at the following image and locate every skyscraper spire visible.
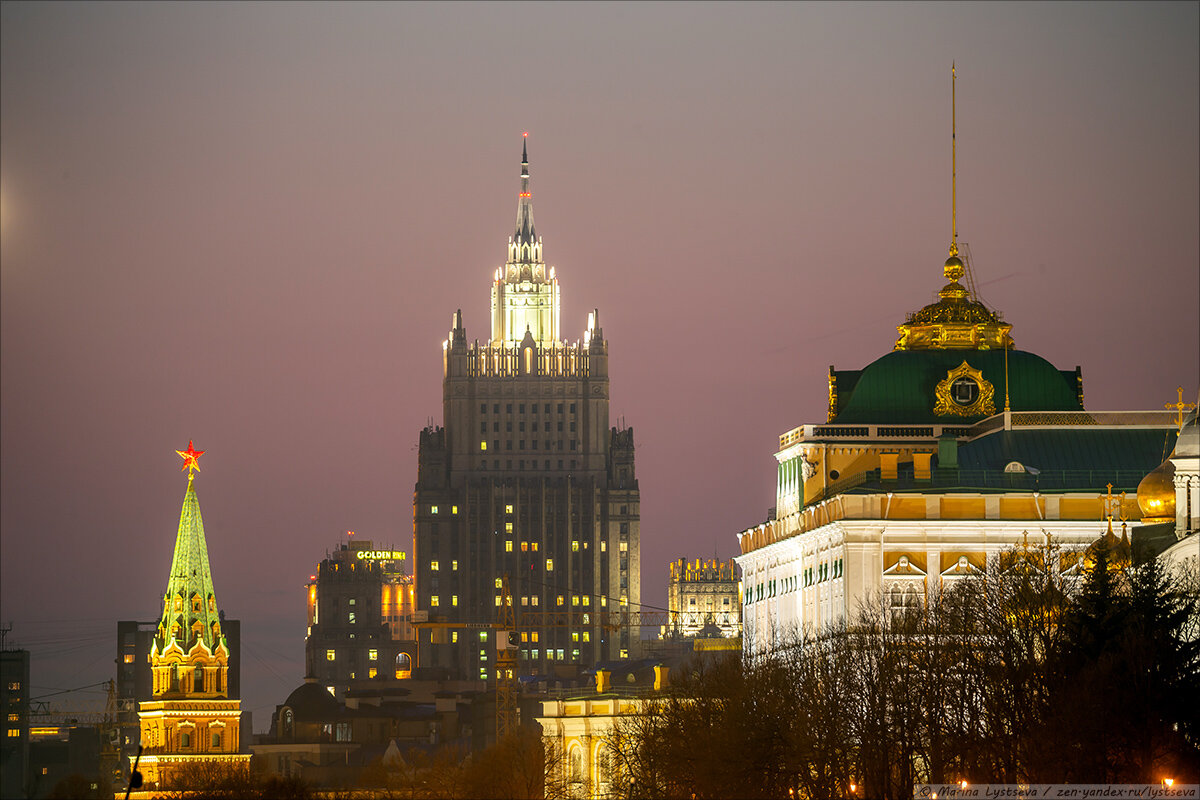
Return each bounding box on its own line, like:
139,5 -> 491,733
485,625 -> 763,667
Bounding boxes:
514,132 -> 537,250
493,134 -> 559,344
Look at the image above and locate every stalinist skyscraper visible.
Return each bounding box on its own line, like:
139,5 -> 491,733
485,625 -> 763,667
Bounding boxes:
414,138 -> 640,680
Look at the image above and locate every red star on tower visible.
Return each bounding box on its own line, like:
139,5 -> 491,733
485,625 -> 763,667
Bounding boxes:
176,440 -> 205,474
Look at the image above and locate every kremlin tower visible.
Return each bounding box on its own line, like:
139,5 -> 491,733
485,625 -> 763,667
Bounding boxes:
134,442 -> 250,789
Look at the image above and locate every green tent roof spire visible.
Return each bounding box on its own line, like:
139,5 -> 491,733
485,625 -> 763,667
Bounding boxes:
156,446 -> 224,654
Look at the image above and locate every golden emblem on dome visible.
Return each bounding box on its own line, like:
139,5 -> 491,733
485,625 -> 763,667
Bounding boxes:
934,361 -> 996,417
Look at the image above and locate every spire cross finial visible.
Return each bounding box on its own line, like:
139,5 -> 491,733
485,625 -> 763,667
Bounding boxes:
176,440 -> 205,478
1101,482 -> 1126,523
950,62 -> 958,258
1165,386 -> 1196,426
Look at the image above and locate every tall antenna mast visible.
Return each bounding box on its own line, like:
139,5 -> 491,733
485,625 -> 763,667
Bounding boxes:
951,62 -> 958,257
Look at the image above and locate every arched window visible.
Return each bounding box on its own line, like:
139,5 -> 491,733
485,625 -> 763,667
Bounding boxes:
180,731 -> 191,748
568,743 -> 583,783
594,743 -> 611,794
395,652 -> 412,679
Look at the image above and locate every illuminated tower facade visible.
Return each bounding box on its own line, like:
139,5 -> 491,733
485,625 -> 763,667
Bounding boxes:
136,443 -> 250,789
414,139 -> 641,681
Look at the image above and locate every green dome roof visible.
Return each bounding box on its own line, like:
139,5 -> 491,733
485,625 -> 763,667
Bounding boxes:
830,349 -> 1082,425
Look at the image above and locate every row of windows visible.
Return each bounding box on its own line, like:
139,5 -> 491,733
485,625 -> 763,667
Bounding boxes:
482,420 -> 576,433
480,403 -> 577,415
745,559 -> 845,603
176,731 -> 222,749
479,439 -> 578,451
479,459 -> 578,470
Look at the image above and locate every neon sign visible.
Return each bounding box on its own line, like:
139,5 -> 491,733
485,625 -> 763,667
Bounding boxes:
355,550 -> 406,561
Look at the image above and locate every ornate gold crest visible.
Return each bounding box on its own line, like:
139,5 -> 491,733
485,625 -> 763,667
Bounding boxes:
934,361 -> 996,417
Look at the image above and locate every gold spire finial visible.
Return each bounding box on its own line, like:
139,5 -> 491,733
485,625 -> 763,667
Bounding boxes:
950,62 -> 957,259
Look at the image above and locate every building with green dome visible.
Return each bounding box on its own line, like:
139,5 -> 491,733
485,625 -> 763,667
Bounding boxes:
737,238 -> 1181,653
734,74 -> 1183,652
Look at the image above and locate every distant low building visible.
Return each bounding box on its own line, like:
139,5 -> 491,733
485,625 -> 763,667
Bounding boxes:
304,538 -> 416,701
252,676 -> 483,787
1,644 -> 31,798
536,658 -> 679,800
664,558 -> 741,640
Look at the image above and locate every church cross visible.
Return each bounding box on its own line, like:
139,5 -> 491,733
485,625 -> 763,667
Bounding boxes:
1165,386 -> 1196,426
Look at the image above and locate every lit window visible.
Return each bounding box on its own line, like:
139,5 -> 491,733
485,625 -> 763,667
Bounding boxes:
349,598 -> 356,605
6,729 -> 18,738
451,506 -> 458,514
620,649 -> 628,658
451,595 -> 458,606
505,504 -> 514,514
495,596 -> 502,606
583,632 -> 590,642
532,596 -> 539,606
557,595 -> 564,606
532,542 -> 539,552
546,559 -> 554,571
431,595 -> 440,607
532,631 -> 539,642
326,650 -> 335,661
6,714 -> 16,722
582,596 -> 590,606
505,522 -> 514,534
479,631 -> 488,641
430,561 -> 439,571
451,632 -> 458,642
368,649 -> 378,661
431,506 -> 439,515
572,541 -> 579,552
572,596 -> 579,606
521,542 -> 528,552
505,540 -> 513,552
452,560 -> 458,570
124,654 -> 134,664
368,668 -> 377,679
495,577 -> 503,588
480,441 -> 487,451
572,632 -> 579,641
348,612 -> 356,624
619,542 -> 628,552
601,541 -> 607,552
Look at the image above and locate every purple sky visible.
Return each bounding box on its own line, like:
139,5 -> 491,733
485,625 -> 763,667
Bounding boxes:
2,2 -> 1197,728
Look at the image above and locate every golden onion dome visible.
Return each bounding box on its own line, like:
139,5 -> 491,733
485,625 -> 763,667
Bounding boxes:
1084,521 -> 1131,571
1137,458 -> 1176,524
